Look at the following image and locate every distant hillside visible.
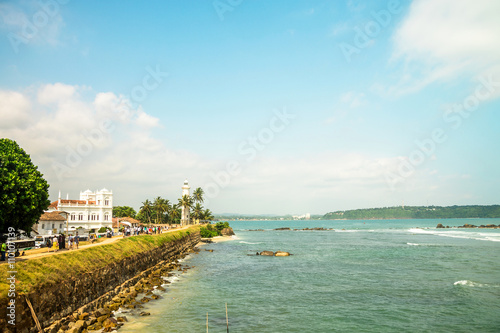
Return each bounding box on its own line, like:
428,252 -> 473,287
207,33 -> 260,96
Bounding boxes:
322,205 -> 500,220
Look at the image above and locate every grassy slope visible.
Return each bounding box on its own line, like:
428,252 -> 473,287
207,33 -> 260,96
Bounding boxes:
0,226 -> 199,299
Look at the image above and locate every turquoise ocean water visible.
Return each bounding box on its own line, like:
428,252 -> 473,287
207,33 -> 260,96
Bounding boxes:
119,219 -> 500,332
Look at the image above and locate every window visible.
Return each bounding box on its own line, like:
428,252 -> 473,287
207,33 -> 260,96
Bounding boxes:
79,213 -> 83,221
91,213 -> 96,221
52,224 -> 55,229
60,224 -> 63,229
42,224 -> 45,229
105,198 -> 110,206
98,200 -> 101,205
104,213 -> 109,221
71,213 -> 76,221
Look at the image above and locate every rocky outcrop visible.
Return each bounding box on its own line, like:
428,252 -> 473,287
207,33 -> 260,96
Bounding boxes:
221,227 -> 235,236
0,231 -> 200,333
256,251 -> 292,256
437,223 -> 500,229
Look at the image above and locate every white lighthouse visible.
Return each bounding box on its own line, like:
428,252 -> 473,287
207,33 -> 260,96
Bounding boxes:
181,179 -> 191,225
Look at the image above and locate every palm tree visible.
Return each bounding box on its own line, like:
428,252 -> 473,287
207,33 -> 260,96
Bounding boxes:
202,209 -> 214,221
169,204 -> 181,224
178,194 -> 193,226
140,199 -> 152,225
193,187 -> 204,205
159,198 -> 171,224
191,203 -> 203,221
153,196 -> 162,224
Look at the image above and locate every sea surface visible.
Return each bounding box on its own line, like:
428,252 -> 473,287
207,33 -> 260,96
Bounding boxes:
119,219 -> 500,332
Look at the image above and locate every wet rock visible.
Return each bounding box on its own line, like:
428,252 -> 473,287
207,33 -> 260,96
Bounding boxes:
140,312 -> 151,316
116,316 -> 128,323
79,312 -> 89,321
103,317 -> 118,329
258,251 -> 274,256
436,223 -> 445,228
274,251 -> 291,257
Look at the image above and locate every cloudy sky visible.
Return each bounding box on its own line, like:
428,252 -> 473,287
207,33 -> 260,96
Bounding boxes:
1,0 -> 499,215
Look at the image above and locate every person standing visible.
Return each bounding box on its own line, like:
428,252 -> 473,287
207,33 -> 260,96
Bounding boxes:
1,240 -> 6,261
75,233 -> 79,249
52,235 -> 59,252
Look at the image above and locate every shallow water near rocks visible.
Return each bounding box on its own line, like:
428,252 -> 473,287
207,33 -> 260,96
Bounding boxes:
119,219 -> 500,332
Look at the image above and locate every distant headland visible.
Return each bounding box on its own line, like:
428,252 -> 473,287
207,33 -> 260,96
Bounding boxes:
322,205 -> 500,220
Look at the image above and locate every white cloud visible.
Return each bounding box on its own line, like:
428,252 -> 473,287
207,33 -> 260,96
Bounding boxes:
0,83 -> 211,208
0,90 -> 32,129
382,0 -> 500,96
135,109 -> 160,129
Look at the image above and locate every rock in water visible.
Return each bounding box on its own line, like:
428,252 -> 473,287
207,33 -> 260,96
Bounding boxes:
259,251 -> 274,256
221,227 -> 235,236
274,251 -> 290,257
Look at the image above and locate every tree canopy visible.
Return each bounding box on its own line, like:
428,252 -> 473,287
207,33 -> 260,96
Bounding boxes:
0,139 -> 50,234
112,206 -> 137,218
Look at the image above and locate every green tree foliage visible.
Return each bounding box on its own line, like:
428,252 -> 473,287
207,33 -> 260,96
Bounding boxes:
322,205 -> 500,220
139,199 -> 153,224
0,139 -> 50,234
193,187 -> 204,204
200,222 -> 230,238
112,206 -> 137,218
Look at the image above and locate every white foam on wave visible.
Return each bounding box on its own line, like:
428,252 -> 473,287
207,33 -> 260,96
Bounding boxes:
454,280 -> 484,287
239,241 -> 260,245
407,242 -> 420,246
408,228 -> 500,242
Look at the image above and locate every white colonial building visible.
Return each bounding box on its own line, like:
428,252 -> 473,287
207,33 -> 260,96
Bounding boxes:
48,189 -> 113,230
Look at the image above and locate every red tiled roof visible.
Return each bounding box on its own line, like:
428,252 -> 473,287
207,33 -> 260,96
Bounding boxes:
39,211 -> 67,221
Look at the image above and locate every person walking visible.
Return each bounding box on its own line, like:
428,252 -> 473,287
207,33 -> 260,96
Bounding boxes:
52,235 -> 59,252
1,240 -> 6,261
75,233 -> 79,249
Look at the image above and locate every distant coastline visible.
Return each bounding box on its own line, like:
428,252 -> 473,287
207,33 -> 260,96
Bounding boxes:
216,205 -> 500,221
322,205 -> 500,220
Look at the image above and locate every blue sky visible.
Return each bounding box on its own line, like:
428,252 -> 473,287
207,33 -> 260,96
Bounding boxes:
1,0 -> 499,214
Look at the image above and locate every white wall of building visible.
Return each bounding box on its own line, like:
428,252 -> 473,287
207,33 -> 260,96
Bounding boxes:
50,188 -> 113,230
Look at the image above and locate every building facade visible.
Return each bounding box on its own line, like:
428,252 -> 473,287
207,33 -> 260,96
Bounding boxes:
48,189 -> 113,230
34,211 -> 68,235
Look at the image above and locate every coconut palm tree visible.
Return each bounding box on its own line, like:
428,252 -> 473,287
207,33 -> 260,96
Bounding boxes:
140,199 -> 152,225
169,204 -> 181,224
191,203 -> 203,221
193,187 -> 204,205
202,209 -> 214,221
159,198 -> 171,224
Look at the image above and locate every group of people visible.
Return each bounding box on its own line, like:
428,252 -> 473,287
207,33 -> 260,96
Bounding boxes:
48,233 -> 79,252
123,225 -> 173,237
